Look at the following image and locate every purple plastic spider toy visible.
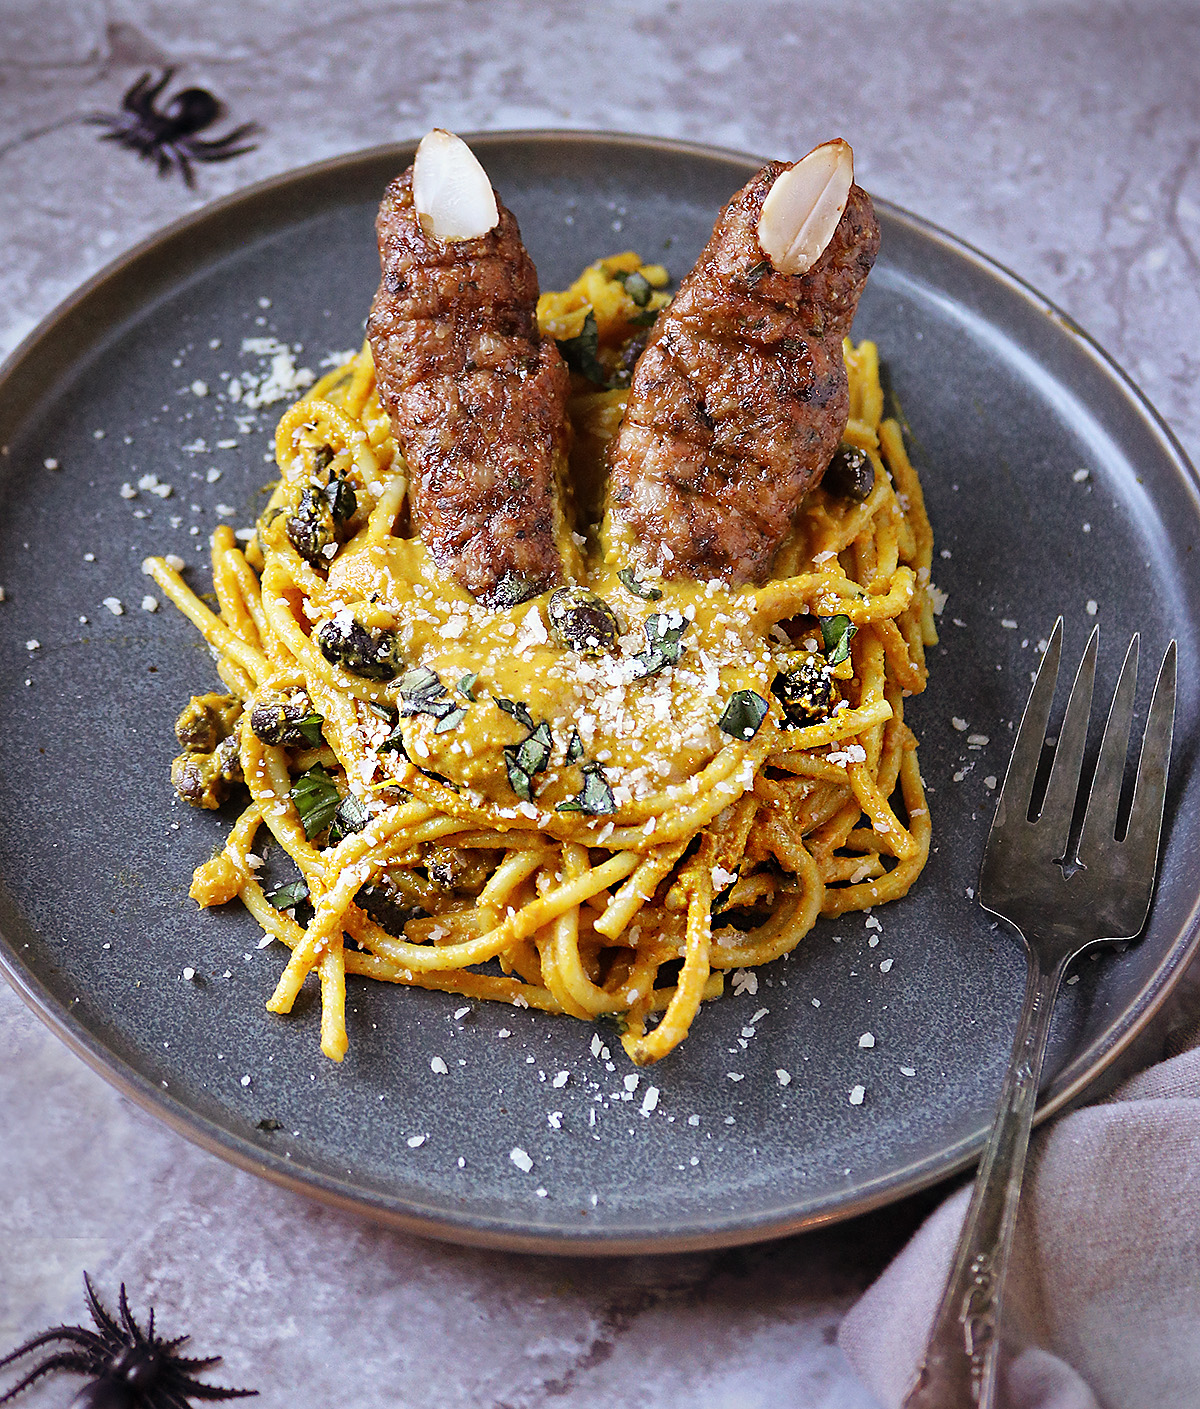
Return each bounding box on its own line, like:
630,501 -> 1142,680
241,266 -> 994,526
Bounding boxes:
0,1273 -> 255,1408
90,69 -> 259,187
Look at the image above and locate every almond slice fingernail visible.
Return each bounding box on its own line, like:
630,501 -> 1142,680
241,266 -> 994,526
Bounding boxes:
412,128 -> 500,242
757,138 -> 854,275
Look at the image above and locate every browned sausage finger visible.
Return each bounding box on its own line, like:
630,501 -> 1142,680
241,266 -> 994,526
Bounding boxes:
367,130 -> 577,608
606,139 -> 881,585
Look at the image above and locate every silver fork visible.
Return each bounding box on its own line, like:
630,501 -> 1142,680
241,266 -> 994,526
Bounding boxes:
903,619 -> 1177,1409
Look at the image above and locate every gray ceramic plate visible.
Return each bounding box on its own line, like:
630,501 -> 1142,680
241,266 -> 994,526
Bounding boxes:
1,133 -> 1197,1255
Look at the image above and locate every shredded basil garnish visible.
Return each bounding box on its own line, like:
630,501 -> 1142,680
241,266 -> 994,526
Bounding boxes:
293,712 -> 325,748
618,567 -> 662,600
745,258 -> 771,282
366,700 -> 398,725
323,473 -> 357,523
398,665 -> 456,720
819,614 -> 858,666
378,721 -> 407,756
434,706 -> 466,734
597,1011 -> 628,1036
555,311 -> 610,387
628,308 -> 658,328
504,721 -> 553,801
265,879 -> 310,910
456,672 -> 478,701
290,764 -> 341,839
556,761 -> 616,815
495,697 -> 535,731
717,690 -> 769,740
632,612 -> 690,677
328,791 -> 370,845
614,269 -> 653,307
565,727 -> 585,763
490,571 -> 537,609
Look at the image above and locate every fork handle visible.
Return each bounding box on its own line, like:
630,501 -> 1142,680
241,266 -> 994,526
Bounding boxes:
902,949 -> 1066,1409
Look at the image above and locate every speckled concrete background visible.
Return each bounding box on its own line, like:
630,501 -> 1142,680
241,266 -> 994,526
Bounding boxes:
2,3 -> 1197,1406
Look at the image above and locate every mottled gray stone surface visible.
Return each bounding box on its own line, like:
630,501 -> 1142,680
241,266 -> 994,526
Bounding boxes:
1,2 -> 1197,1405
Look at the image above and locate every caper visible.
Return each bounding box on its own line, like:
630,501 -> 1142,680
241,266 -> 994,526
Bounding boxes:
315,614 -> 401,681
286,485 -> 336,565
771,651 -> 836,726
823,442 -> 875,502
174,692 -> 240,752
249,696 -> 319,747
547,586 -> 620,655
171,733 -> 242,810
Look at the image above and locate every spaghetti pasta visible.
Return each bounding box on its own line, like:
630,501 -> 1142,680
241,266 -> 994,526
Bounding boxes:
148,251 -> 936,1067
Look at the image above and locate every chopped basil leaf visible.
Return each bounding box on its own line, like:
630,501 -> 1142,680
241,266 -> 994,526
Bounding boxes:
293,712 -> 325,748
366,699 -> 398,725
556,761 -> 616,815
565,727 -> 585,763
555,310 -> 610,387
489,571 -> 537,609
597,1011 -> 628,1036
504,721 -> 552,801
323,473 -> 357,523
614,269 -> 653,307
819,614 -> 858,666
328,791 -> 370,845
290,764 -> 341,839
378,721 -> 407,756
631,612 -> 690,677
434,706 -> 466,734
265,879 -> 310,910
628,308 -> 659,328
746,258 -> 771,282
717,690 -> 769,740
512,723 -> 552,777
495,697 -> 535,731
456,672 -> 478,701
618,567 -> 662,600
398,665 -> 455,719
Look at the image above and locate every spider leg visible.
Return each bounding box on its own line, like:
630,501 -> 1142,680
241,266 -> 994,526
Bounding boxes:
117,1283 -> 147,1345
177,149 -> 197,190
83,1273 -> 127,1345
173,1376 -> 258,1401
156,146 -> 177,179
0,1324 -> 108,1372
168,1354 -> 220,1373
133,67 -> 176,115
0,1351 -> 96,1405
183,123 -> 261,158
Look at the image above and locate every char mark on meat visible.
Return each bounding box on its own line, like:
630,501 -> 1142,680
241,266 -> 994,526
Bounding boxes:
606,142 -> 881,585
367,136 -> 574,607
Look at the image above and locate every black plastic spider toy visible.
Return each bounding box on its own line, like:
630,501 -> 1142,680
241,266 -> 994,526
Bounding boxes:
89,69 -> 259,188
0,1274 -> 256,1408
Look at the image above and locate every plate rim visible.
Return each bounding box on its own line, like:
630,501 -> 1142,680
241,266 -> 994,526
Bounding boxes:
1,129 -> 1198,1255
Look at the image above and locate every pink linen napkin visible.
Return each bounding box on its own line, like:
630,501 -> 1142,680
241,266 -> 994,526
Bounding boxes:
839,1016 -> 1200,1409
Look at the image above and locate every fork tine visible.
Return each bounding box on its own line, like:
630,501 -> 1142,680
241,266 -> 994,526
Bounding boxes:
1076,634 -> 1139,863
1120,640 -> 1177,873
1035,625 -> 1099,859
994,617 -> 1063,824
